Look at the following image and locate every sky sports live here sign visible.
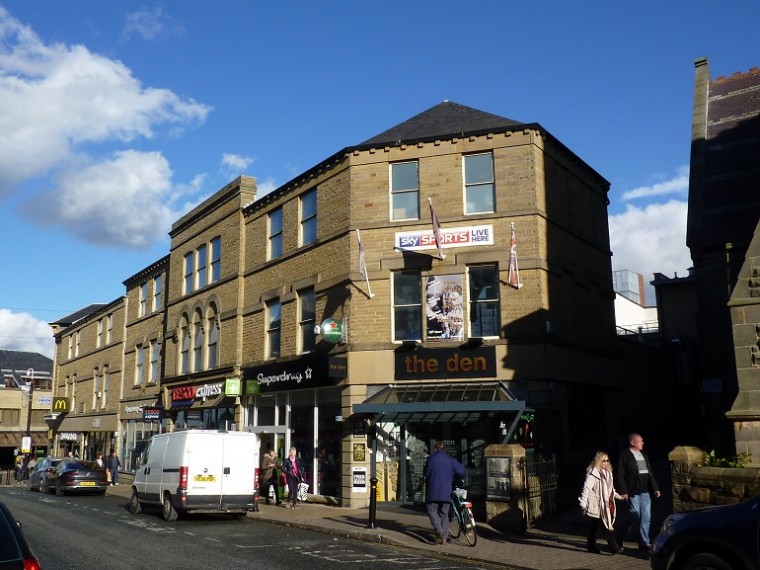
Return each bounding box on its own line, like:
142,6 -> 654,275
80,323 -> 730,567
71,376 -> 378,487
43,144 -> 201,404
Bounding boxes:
395,224 -> 494,251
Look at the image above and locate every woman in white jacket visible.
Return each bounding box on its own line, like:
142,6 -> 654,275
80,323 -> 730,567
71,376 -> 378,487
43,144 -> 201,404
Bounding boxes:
578,451 -> 624,555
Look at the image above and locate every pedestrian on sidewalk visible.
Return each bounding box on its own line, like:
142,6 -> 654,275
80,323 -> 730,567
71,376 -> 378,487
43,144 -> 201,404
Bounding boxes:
282,447 -> 304,509
614,432 -> 661,552
261,447 -> 282,505
425,440 -> 466,545
107,449 -> 121,486
579,451 -> 624,555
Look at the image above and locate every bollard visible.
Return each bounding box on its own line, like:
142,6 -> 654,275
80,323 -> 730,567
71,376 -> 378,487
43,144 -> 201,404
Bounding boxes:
367,477 -> 378,529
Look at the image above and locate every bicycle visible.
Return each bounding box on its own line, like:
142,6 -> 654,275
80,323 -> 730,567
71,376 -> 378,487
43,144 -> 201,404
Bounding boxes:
448,484 -> 477,546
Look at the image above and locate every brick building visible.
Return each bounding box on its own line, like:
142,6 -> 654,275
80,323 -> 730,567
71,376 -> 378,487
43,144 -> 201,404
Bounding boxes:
51,101 -> 667,507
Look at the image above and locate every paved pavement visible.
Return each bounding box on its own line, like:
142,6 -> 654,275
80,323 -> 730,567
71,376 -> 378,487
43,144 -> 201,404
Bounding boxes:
97,481 -> 653,570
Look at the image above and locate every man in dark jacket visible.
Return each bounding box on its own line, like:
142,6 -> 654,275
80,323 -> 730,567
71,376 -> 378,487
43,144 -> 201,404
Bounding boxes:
425,440 -> 466,545
614,433 -> 660,551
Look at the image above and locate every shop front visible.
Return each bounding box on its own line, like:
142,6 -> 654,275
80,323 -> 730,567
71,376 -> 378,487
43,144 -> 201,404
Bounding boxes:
353,346 -> 529,505
243,354 -> 345,500
167,380 -> 237,431
55,413 -> 118,461
120,400 -> 167,473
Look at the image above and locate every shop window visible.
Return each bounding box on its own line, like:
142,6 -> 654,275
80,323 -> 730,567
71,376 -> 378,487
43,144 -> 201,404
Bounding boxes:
300,189 -> 317,246
193,318 -> 204,372
298,287 -> 316,353
197,243 -> 207,289
266,300 -> 281,359
268,207 -> 283,260
393,271 -> 422,341
391,161 -> 419,221
468,265 -> 501,338
210,236 -> 221,283
139,282 -> 147,317
207,313 -> 219,369
180,325 -> 190,374
464,152 -> 495,214
134,344 -> 144,387
153,274 -> 163,312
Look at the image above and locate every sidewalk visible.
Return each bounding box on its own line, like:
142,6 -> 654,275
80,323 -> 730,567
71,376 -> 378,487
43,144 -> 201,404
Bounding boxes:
103,483 -> 652,570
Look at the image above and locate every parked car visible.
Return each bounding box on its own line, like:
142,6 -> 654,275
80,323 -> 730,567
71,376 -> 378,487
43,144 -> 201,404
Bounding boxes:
27,457 -> 63,493
651,494 -> 760,570
48,460 -> 108,496
0,500 -> 41,569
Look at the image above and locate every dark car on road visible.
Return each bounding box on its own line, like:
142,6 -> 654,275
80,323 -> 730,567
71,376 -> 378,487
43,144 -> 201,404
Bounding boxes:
0,500 -> 41,569
651,494 -> 760,570
27,457 -> 63,493
48,460 -> 108,496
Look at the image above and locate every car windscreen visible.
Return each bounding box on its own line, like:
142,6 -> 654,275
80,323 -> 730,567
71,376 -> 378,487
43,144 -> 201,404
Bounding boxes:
62,461 -> 88,470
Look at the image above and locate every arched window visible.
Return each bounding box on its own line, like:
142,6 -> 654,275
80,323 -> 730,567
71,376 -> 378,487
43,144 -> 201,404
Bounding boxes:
193,312 -> 204,372
180,318 -> 190,374
207,308 -> 219,369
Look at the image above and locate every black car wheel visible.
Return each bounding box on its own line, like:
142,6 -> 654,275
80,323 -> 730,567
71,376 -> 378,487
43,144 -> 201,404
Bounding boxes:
129,489 -> 142,514
162,492 -> 178,522
681,552 -> 734,570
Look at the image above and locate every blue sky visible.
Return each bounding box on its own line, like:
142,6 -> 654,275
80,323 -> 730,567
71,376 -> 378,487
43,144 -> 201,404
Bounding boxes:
1,2 -> 758,358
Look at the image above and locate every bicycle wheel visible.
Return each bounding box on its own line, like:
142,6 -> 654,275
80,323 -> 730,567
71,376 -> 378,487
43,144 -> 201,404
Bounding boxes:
448,506 -> 462,539
462,508 -> 478,546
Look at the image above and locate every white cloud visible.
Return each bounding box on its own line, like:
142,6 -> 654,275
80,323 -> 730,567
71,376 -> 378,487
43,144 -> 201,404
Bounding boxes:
609,200 -> 693,304
622,165 -> 689,201
122,7 -> 184,41
19,150 -> 179,248
0,7 -> 212,249
255,177 -> 278,197
221,153 -> 254,179
0,309 -> 54,358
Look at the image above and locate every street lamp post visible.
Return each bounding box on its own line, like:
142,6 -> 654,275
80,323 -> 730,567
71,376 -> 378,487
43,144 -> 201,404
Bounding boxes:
25,368 -> 34,438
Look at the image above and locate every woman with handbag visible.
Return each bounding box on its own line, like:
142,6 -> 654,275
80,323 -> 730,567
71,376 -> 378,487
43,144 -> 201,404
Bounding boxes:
282,447 -> 305,509
578,451 -> 624,555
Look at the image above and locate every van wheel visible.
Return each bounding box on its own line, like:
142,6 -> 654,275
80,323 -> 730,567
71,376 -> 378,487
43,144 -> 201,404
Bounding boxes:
162,493 -> 178,522
129,488 -> 142,514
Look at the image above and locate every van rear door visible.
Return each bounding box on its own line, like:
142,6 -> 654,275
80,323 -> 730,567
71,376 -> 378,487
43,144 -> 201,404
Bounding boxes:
220,432 -> 258,510
186,432 -> 224,508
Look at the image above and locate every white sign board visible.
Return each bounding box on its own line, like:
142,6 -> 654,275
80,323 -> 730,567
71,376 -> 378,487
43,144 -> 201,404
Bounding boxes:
21,436 -> 31,454
352,467 -> 368,493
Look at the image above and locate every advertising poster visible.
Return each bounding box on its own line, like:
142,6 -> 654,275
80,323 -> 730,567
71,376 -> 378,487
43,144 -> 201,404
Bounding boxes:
426,275 -> 464,342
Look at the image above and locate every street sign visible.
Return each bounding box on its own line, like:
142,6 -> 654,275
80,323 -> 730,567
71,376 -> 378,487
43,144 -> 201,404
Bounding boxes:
21,436 -> 31,454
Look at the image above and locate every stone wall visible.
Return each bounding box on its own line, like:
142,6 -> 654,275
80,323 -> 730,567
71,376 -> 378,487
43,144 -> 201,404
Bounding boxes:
669,446 -> 760,513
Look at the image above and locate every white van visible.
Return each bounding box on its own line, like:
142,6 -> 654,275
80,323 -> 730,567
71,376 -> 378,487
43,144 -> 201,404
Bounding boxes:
129,429 -> 260,521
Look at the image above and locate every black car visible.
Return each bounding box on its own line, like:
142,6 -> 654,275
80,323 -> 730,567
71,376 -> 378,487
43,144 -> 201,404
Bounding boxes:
0,500 -> 41,569
651,495 -> 760,570
27,458 -> 63,493
48,460 -> 108,496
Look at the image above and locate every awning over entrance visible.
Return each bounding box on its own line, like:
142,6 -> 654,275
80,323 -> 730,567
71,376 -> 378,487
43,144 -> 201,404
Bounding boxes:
0,432 -> 49,448
354,382 -> 530,432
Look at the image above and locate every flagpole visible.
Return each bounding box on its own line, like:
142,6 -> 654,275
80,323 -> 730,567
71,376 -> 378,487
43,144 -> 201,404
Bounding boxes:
356,228 -> 374,298
427,197 -> 446,260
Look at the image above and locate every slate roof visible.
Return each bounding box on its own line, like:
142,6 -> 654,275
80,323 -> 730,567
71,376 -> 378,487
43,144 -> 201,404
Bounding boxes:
0,350 -> 53,374
49,303 -> 108,327
360,101 -> 523,147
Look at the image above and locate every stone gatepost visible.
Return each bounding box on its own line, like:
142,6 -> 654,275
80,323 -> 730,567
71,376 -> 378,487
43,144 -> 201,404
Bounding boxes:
668,446 -> 706,513
484,443 -> 526,533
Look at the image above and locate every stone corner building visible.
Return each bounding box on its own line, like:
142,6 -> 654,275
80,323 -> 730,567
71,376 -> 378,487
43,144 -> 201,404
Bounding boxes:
687,59 -> 760,459
52,101 -> 636,508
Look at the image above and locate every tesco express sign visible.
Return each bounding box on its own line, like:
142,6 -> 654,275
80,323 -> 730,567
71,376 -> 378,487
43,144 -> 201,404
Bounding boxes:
171,382 -> 223,404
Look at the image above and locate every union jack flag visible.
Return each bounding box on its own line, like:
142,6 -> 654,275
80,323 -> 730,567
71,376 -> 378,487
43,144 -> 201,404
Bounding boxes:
507,222 -> 522,289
